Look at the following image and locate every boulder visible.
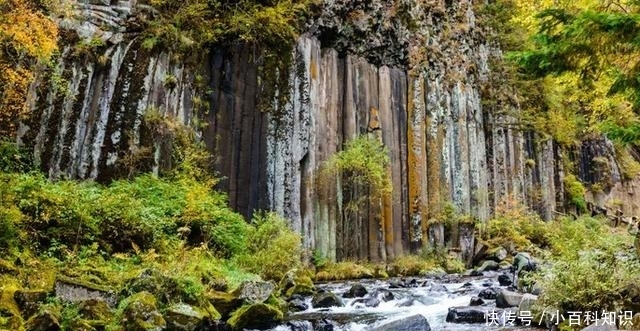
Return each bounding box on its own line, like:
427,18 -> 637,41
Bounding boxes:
469,297 -> 484,306
477,260 -> 500,273
313,319 -> 337,331
164,303 -> 206,331
312,292 -> 343,308
232,281 -> 275,304
581,319 -> 618,331
78,298 -> 112,323
55,276 -> 116,307
343,284 -> 367,298
352,297 -> 380,308
478,287 -> 498,300
14,290 -> 48,318
498,274 -> 513,286
279,270 -> 315,298
370,314 -> 431,331
206,291 -> 243,319
24,309 -> 61,331
488,247 -> 508,262
287,296 -> 308,312
445,306 -> 487,324
496,290 -> 524,308
517,294 -> 538,313
371,289 -> 394,302
120,291 -> 166,331
227,303 -> 283,330
512,252 -> 537,277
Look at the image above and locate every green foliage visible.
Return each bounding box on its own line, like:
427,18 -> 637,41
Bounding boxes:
320,135 -> 392,197
0,140 -> 33,173
482,199 -> 549,252
235,212 -> 302,281
563,174 -> 586,211
534,217 -> 636,319
142,0 -> 312,59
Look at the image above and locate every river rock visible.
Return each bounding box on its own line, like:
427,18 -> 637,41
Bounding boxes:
24,309 -> 61,331
498,273 -> 513,286
313,318 -> 337,331
496,290 -> 524,308
352,297 -> 380,308
312,292 -> 343,308
470,296 -> 484,306
121,291 -> 166,331
446,306 -> 487,324
342,283 -> 367,298
371,289 -> 394,302
227,303 -> 283,330
478,287 -> 498,300
287,295 -> 309,312
370,314 -> 431,331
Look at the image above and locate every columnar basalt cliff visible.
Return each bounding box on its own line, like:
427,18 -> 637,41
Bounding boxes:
19,0 -> 639,263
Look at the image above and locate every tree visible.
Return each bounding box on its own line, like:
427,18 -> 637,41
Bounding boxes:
510,0 -> 640,144
0,0 -> 58,136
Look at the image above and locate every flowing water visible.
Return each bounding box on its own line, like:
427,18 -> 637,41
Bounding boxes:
269,271 -> 547,331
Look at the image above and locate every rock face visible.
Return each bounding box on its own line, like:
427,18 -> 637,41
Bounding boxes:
22,0 -> 637,263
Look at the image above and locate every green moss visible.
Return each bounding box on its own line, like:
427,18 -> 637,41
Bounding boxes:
227,303 -> 283,331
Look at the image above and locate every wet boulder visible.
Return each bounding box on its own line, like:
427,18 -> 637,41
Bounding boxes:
313,318 -> 337,331
120,291 -> 166,331
371,289 -> 394,302
498,274 -> 513,286
352,297 -> 380,308
287,295 -> 308,312
370,314 -> 431,331
496,290 -> 524,308
469,297 -> 484,306
446,306 -> 487,324
478,287 -> 498,300
227,303 -> 283,330
342,283 -> 367,298
312,292 -> 343,308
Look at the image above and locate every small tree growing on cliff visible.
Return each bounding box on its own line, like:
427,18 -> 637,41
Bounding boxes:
317,134 -> 392,231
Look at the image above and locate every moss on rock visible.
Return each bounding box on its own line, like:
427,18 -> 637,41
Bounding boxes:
120,291 -> 166,331
226,303 -> 283,331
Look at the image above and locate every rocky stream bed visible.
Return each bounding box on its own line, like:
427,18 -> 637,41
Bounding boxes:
270,269 -> 547,331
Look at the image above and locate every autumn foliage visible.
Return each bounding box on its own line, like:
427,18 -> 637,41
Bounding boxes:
0,0 -> 58,136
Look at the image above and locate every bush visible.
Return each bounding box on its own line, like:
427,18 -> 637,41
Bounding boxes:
235,212 -> 302,281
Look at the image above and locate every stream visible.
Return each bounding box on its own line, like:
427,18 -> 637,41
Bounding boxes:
269,270 -> 547,331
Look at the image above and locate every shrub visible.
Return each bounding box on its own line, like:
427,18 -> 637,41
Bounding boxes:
235,212 -> 302,281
